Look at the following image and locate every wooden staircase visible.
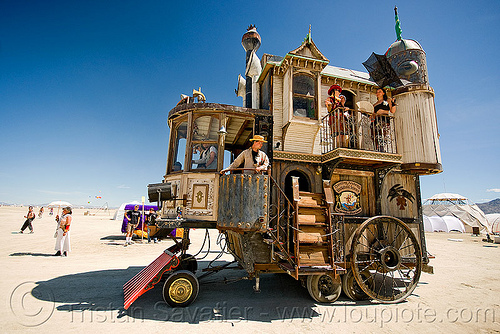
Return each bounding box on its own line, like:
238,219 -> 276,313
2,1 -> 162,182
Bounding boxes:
268,177 -> 345,279
295,191 -> 334,268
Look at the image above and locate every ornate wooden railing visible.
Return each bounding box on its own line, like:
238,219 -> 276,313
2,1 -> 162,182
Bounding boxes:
320,107 -> 397,154
268,174 -> 296,267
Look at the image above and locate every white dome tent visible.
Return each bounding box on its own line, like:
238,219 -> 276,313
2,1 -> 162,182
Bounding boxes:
423,193 -> 491,233
423,215 -> 465,233
486,214 -> 500,234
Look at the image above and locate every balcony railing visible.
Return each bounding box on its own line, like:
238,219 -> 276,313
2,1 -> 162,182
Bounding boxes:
320,107 -> 397,154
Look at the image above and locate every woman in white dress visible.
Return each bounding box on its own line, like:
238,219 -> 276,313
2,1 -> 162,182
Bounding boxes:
54,206 -> 72,256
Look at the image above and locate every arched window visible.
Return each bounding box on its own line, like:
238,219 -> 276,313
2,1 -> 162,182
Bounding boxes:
293,74 -> 316,119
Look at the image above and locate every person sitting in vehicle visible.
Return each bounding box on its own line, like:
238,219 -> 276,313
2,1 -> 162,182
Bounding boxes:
193,143 -> 217,169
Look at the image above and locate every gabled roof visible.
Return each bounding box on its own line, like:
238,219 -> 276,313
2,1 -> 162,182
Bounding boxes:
288,36 -> 329,62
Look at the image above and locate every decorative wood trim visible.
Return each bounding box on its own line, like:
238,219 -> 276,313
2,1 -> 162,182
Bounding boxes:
273,151 -> 322,163
192,184 -> 209,209
322,148 -> 402,164
331,168 -> 375,177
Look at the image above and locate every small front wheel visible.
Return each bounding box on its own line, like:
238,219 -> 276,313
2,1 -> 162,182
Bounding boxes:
162,270 -> 199,307
306,274 -> 341,303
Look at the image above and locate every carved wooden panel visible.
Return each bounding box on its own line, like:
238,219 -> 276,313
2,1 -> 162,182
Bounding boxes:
185,177 -> 214,217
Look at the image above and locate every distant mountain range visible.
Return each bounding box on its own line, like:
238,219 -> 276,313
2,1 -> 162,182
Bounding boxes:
476,198 -> 500,214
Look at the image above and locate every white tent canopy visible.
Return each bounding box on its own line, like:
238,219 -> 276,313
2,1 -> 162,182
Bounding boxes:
112,201 -> 141,220
424,215 -> 465,233
423,193 -> 491,233
486,214 -> 500,234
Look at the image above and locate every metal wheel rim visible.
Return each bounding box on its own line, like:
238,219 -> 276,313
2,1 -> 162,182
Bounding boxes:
307,274 -> 341,303
342,269 -> 370,301
168,278 -> 193,303
350,216 -> 422,303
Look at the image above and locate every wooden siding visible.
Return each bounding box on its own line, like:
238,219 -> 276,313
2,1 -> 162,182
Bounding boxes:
380,172 -> 418,219
394,90 -> 441,165
282,67 -> 292,127
283,120 -> 320,154
272,75 -> 283,145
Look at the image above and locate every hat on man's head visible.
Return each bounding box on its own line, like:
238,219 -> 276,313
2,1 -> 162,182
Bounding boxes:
328,84 -> 342,95
249,135 -> 267,143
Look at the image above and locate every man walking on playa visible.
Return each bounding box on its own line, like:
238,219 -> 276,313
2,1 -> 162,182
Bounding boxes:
20,206 -> 36,233
124,205 -> 141,246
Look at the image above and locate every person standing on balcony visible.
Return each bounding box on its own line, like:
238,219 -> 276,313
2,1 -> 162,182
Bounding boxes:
220,135 -> 269,174
325,85 -> 349,148
371,88 -> 396,152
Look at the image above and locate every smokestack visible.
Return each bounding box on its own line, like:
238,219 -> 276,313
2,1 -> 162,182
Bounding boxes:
241,25 -> 261,108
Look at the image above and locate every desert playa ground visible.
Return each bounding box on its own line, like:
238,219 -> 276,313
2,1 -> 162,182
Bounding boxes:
1,206 -> 499,333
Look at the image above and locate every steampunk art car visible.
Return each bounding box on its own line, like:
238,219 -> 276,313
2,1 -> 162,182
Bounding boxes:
124,12 -> 441,309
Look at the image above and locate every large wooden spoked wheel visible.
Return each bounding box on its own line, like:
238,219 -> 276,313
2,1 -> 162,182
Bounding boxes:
350,216 -> 422,303
306,274 -> 342,303
163,270 -> 199,307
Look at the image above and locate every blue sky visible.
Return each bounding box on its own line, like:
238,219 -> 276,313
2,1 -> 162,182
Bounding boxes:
1,0 -> 499,207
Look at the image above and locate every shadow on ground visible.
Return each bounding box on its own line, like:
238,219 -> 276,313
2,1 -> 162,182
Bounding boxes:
10,252 -> 55,257
100,235 -> 125,241
28,260 -> 378,324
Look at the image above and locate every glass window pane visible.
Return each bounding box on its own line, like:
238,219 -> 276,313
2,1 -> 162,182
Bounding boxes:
293,97 -> 316,118
191,143 -> 218,170
171,121 -> 187,172
293,75 -> 315,96
193,115 -> 219,141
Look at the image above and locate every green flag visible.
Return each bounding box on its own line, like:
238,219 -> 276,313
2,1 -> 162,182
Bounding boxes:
395,6 -> 403,41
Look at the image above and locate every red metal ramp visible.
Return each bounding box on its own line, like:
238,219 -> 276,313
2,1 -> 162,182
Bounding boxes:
123,245 -> 180,309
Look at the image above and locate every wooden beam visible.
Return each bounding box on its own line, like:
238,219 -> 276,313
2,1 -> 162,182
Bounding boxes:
231,119 -> 250,146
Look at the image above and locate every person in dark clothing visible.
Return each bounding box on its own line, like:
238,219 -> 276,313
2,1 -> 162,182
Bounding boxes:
371,87 -> 396,152
124,205 -> 141,246
20,206 -> 36,233
147,208 -> 159,243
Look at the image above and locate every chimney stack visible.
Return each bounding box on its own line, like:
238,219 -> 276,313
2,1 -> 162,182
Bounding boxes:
241,25 -> 261,108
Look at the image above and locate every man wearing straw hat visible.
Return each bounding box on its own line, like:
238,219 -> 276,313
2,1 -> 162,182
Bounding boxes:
220,135 -> 269,174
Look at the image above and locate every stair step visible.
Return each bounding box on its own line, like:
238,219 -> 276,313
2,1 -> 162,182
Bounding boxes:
298,247 -> 330,266
298,192 -> 324,207
299,191 -> 323,200
298,221 -> 327,227
297,225 -> 328,244
298,214 -> 326,224
298,198 -> 323,206
298,207 -> 326,215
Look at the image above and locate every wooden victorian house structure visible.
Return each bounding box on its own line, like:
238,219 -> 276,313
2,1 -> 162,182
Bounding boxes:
124,20 -> 442,309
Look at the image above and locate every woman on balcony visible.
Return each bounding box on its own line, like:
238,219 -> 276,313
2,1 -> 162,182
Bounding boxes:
371,88 -> 396,152
325,85 -> 349,148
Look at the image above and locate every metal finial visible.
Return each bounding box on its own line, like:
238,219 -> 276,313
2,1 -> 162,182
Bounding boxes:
304,25 -> 312,43
394,6 -> 403,41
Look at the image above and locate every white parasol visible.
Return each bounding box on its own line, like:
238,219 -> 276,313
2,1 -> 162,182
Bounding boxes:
48,201 -> 72,215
